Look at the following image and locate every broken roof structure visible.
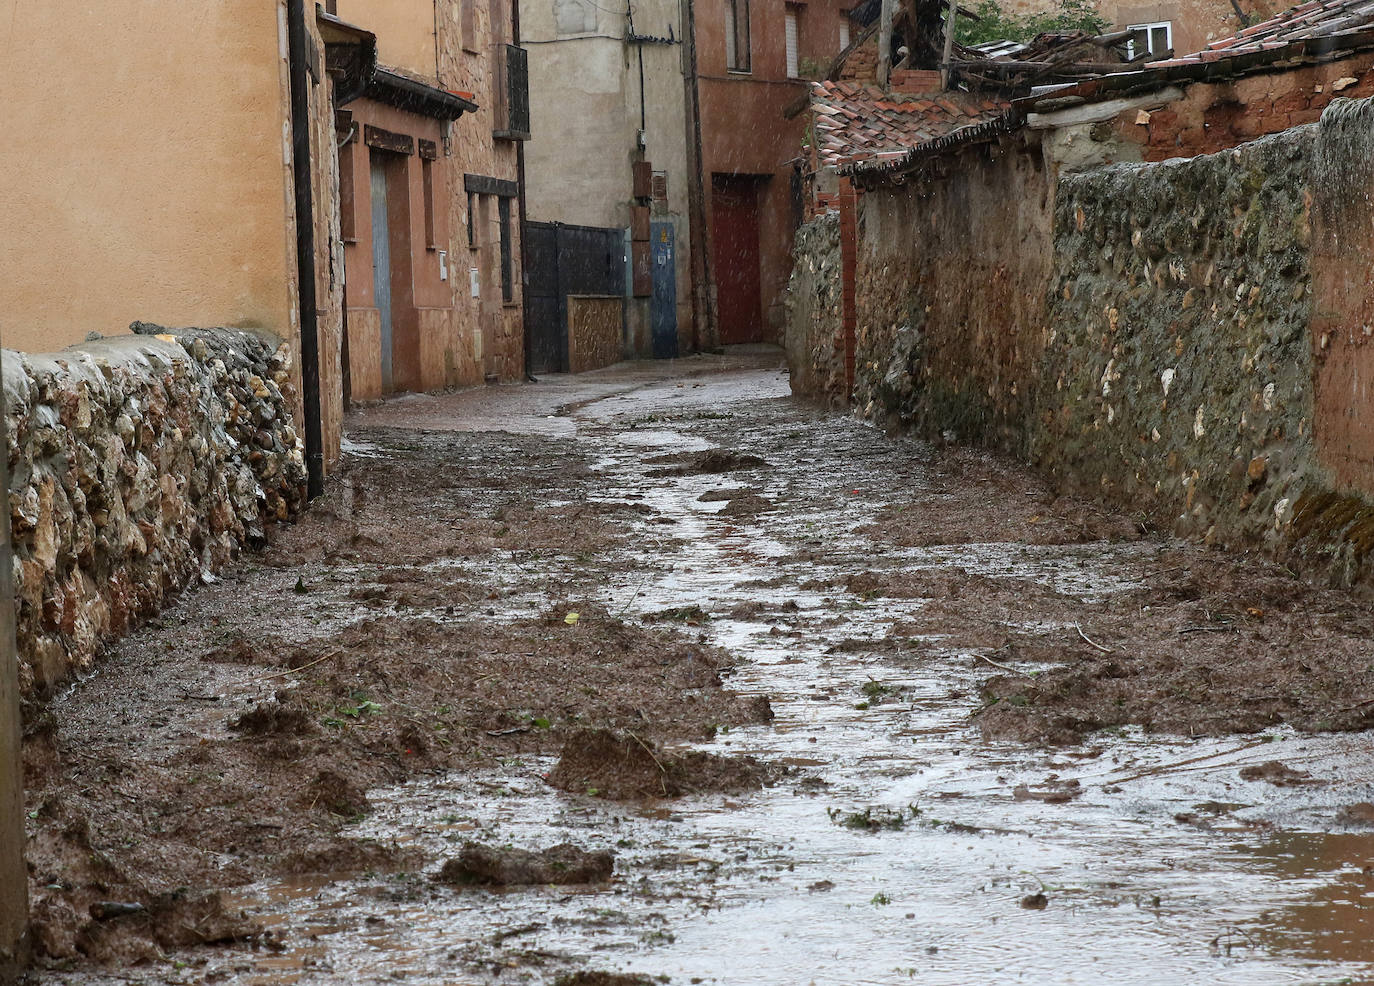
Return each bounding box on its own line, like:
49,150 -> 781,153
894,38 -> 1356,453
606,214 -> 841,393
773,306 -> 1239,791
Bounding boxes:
838,0 -> 1374,182
810,81 -> 1010,169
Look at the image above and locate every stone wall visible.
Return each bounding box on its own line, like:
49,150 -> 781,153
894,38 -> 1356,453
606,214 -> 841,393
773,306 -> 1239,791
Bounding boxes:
1040,127 -> 1314,548
850,142 -> 1055,455
8,327 -> 307,698
784,214 -> 846,407
786,94 -> 1374,580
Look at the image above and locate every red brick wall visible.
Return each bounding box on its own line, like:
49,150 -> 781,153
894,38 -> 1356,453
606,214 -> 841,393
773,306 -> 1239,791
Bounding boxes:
1110,56 -> 1374,160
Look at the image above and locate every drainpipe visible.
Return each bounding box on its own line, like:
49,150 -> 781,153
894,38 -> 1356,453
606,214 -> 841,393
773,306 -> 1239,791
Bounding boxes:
683,0 -> 715,351
513,0 -> 535,380
0,346 -> 28,981
287,0 -> 326,500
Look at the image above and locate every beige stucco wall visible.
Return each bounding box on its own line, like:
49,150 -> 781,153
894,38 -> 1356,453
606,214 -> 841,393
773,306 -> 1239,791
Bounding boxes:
0,1 -> 296,353
336,0 -> 439,79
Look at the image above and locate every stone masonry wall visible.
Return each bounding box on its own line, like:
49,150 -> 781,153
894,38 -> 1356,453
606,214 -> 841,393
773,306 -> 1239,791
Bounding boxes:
1040,128 -> 1315,549
784,214 -> 846,408
850,141 -> 1055,456
786,95 -> 1374,580
8,326 -> 307,697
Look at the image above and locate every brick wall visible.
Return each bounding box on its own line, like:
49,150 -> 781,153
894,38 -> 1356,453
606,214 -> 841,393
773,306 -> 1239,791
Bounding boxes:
1109,55 -> 1374,160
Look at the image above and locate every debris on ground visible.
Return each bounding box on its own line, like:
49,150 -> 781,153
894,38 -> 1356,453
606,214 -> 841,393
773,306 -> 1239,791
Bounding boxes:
1238,761 -> 1323,787
437,842 -> 615,886
546,728 -> 780,800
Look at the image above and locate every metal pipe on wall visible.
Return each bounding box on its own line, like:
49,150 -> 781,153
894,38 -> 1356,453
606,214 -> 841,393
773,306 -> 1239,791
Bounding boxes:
682,0 -> 715,351
287,0 -> 326,500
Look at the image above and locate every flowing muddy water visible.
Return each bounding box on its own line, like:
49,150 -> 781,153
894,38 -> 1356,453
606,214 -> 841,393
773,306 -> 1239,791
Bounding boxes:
38,356 -> 1374,985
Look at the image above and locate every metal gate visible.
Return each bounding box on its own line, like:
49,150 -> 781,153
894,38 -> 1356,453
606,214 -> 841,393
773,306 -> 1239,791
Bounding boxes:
523,221 -> 625,374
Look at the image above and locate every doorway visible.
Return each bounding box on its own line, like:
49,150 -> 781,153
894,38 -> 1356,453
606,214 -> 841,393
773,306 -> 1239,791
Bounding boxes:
711,174 -> 765,345
369,153 -> 395,393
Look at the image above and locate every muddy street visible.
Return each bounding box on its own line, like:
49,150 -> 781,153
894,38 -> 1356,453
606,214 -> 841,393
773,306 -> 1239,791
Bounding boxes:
23,349 -> 1374,985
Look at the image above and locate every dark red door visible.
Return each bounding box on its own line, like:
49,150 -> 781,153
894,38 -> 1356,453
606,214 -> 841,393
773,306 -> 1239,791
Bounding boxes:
711,176 -> 764,345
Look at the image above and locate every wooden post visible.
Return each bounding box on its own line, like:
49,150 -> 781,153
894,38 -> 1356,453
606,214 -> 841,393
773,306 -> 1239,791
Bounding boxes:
876,0 -> 894,89
940,0 -> 958,90
0,346 -> 27,981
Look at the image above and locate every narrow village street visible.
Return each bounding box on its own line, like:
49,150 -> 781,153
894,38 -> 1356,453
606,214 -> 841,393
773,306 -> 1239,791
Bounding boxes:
23,350 -> 1374,985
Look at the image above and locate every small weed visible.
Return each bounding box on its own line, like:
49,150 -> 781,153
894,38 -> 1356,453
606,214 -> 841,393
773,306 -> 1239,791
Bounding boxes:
871,892 -> 892,906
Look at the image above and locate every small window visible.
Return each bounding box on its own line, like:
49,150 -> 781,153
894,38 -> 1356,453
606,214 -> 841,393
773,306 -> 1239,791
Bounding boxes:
339,143 -> 356,242
467,191 -> 477,249
498,197 -> 514,303
461,0 -> 478,52
785,5 -> 800,78
725,0 -> 751,72
839,16 -> 850,52
1126,20 -> 1172,59
489,0 -> 507,47
422,158 -> 436,250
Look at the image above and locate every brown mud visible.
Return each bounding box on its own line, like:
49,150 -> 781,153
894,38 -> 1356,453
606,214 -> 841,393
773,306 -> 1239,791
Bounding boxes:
20,350 -> 1374,984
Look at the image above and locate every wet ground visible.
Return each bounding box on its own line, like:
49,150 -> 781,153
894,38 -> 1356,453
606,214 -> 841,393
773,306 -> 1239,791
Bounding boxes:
22,348 -> 1374,985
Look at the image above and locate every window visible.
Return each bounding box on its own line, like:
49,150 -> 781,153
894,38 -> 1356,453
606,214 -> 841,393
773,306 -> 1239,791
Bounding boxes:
461,0 -> 478,52
467,191 -> 477,249
554,0 -> 597,35
498,197 -> 514,303
839,15 -> 850,51
339,142 -> 357,242
785,5 -> 800,78
1126,21 -> 1172,60
422,158 -> 436,250
725,0 -> 751,72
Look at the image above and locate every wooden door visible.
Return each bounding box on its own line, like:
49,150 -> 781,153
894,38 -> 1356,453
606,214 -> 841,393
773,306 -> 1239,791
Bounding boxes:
711,176 -> 763,345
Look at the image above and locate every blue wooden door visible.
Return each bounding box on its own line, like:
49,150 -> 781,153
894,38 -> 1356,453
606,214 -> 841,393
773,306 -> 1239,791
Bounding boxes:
650,222 -> 678,359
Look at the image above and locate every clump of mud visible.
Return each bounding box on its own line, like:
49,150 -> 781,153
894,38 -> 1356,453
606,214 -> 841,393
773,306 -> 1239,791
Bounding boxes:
436,842 -> 614,886
546,728 -> 780,800
229,697 -> 315,736
1239,761 -> 1322,787
646,448 -> 768,477
719,493 -> 773,518
306,769 -> 370,816
553,973 -> 659,986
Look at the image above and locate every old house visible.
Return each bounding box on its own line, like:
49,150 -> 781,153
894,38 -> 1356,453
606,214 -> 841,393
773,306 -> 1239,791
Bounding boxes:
330,0 -> 528,395
520,0 -> 858,359
2,1 -> 353,484
696,0 -> 855,345
522,0 -> 696,370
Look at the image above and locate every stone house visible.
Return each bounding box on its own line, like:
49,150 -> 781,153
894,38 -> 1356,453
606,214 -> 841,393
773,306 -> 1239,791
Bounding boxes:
520,0 -> 858,359
2,0 -> 353,486
697,0 -> 857,345
330,0 -> 529,396
522,0 -> 697,370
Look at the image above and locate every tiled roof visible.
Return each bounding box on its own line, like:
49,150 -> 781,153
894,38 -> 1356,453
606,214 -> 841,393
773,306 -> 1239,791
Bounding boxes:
1158,0 -> 1374,64
811,80 -> 1010,168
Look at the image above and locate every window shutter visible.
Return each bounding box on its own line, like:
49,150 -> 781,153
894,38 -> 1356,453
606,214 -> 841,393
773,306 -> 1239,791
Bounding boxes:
725,2 -> 737,67
839,18 -> 850,51
786,9 -> 799,77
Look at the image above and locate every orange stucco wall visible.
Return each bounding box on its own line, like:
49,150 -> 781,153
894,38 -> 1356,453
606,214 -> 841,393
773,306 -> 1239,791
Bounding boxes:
0,1 -> 296,352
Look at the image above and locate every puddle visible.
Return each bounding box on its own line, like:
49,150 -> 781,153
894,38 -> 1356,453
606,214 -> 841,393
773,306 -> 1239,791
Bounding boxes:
40,365 -> 1374,985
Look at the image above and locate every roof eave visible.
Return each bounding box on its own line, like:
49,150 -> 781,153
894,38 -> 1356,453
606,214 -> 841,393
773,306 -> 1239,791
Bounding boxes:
365,68 -> 480,121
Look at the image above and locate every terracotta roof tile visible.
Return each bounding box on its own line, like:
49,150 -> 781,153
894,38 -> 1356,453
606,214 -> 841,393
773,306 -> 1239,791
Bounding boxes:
1171,0 -> 1374,63
808,80 -> 1011,169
